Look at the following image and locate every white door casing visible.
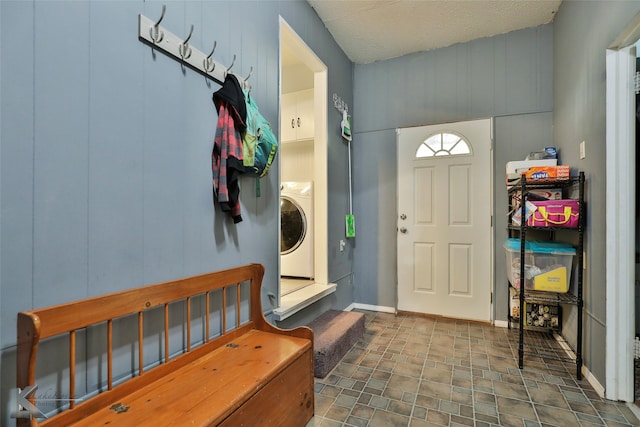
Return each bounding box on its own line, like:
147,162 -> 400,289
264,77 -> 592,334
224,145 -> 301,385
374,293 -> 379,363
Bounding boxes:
605,45 -> 636,402
397,119 -> 493,322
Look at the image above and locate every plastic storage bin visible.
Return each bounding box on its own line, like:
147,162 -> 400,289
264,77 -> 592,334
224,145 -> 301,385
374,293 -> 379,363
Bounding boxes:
504,238 -> 576,292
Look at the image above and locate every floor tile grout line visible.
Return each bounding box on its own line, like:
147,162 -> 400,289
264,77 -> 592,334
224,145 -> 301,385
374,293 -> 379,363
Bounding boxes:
504,326 -> 546,427
406,315 -> 432,426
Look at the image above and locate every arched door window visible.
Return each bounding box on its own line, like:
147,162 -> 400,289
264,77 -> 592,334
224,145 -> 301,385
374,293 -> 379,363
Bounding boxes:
416,132 -> 472,158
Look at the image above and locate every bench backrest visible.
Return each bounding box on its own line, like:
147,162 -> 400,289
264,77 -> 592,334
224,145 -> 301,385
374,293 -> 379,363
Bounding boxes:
16,263 -> 268,426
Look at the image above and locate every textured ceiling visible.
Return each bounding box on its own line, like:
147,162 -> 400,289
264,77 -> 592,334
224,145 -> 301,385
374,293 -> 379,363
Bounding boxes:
307,0 -> 562,64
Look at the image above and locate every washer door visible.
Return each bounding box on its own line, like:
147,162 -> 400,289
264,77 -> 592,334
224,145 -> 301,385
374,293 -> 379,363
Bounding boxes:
281,196 -> 307,255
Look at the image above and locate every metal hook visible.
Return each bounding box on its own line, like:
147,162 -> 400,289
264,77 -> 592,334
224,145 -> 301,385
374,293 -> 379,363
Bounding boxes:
178,24 -> 194,60
149,4 -> 166,44
224,54 -> 236,78
244,66 -> 253,83
203,41 -> 217,73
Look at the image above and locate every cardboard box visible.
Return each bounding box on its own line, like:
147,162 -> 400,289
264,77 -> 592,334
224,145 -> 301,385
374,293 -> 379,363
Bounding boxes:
509,288 -> 561,330
506,159 -> 558,175
525,302 -> 560,329
506,161 -> 570,186
520,165 -> 570,181
509,287 -> 520,319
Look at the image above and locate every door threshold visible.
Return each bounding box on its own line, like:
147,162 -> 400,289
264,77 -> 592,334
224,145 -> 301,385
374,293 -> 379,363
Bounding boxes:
273,283 -> 336,321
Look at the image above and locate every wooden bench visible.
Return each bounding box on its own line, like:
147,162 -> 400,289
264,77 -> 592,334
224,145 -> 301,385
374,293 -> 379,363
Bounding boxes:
16,263 -> 314,426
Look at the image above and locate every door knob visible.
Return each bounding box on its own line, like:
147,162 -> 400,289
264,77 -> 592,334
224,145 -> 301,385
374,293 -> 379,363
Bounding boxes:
399,227 -> 408,234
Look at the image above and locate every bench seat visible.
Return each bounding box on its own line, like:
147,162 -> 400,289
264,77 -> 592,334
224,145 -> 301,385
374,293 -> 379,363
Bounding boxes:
68,331 -> 312,427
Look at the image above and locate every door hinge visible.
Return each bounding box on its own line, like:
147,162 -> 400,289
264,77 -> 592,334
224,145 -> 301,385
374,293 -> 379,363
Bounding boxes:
490,292 -> 493,304
635,71 -> 640,95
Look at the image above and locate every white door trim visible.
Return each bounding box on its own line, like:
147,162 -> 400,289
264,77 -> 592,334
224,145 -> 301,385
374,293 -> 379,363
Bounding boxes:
605,45 -> 636,402
278,17 -> 329,293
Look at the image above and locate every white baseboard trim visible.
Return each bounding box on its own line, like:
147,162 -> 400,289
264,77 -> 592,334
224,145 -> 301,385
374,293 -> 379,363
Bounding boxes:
345,303 -> 396,314
629,402 -> 640,420
494,320 -> 509,328
551,333 -> 605,398
582,365 -> 605,398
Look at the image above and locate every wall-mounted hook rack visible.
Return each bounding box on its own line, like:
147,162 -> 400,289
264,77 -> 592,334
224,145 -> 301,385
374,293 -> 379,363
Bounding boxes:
333,93 -> 348,114
138,7 -> 251,91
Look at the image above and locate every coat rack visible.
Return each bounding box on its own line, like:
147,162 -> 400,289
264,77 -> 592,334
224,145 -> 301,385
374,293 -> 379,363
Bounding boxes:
138,5 -> 252,90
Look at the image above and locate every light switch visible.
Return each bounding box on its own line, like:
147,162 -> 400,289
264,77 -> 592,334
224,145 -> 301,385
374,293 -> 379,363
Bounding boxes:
579,141 -> 586,159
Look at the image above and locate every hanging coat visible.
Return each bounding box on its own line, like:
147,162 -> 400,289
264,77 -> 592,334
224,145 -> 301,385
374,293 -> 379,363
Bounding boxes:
212,74 -> 246,223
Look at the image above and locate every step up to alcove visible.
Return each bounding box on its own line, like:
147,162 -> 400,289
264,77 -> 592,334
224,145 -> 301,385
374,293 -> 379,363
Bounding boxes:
307,310 -> 365,378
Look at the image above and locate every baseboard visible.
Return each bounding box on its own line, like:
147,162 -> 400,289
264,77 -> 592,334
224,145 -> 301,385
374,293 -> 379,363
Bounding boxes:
494,320 -> 509,328
347,303 -> 396,314
551,333 -> 605,398
628,402 -> 640,420
582,365 -> 605,398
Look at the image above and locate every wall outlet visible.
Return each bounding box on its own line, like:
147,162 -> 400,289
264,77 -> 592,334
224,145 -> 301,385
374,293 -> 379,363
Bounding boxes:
579,141 -> 586,159
339,240 -> 346,252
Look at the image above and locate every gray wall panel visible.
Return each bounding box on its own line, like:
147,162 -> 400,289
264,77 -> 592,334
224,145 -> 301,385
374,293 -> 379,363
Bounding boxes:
353,25 -> 554,319
33,2 -> 90,308
469,37 -> 495,118
553,0 -> 640,384
88,1 -> 145,295
493,113 -> 554,322
0,1 -> 35,349
352,129 -> 397,308
0,1 -> 354,421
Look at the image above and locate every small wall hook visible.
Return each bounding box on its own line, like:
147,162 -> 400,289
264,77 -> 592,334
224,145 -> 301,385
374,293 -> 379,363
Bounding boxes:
224,54 -> 236,78
244,66 -> 253,83
204,41 -> 217,73
149,4 -> 166,43
179,24 -> 194,60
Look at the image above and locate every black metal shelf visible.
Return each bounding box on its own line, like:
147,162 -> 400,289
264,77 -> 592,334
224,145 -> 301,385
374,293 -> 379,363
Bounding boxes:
512,288 -> 579,305
507,171 -> 585,380
507,224 -> 584,233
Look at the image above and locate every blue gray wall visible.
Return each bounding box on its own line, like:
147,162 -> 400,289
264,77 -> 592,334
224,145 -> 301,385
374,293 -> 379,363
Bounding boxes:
350,0 -> 640,390
352,25 -> 554,316
0,1 -> 354,424
552,0 -> 640,387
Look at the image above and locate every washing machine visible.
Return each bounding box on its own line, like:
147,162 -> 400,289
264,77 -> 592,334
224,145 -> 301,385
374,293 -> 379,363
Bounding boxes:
280,181 -> 314,278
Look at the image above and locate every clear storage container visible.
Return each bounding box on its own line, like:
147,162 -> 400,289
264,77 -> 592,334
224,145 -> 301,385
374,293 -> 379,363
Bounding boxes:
504,238 -> 576,292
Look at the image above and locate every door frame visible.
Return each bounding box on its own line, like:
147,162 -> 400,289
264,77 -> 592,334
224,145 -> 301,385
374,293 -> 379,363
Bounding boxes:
395,119 -> 494,322
278,18 -> 328,304
606,42 -> 638,402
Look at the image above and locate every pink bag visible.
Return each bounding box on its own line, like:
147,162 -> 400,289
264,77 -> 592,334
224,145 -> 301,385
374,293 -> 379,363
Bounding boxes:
526,199 -> 579,228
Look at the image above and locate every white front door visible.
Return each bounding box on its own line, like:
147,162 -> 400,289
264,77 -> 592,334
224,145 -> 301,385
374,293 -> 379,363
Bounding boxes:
397,119 -> 492,321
